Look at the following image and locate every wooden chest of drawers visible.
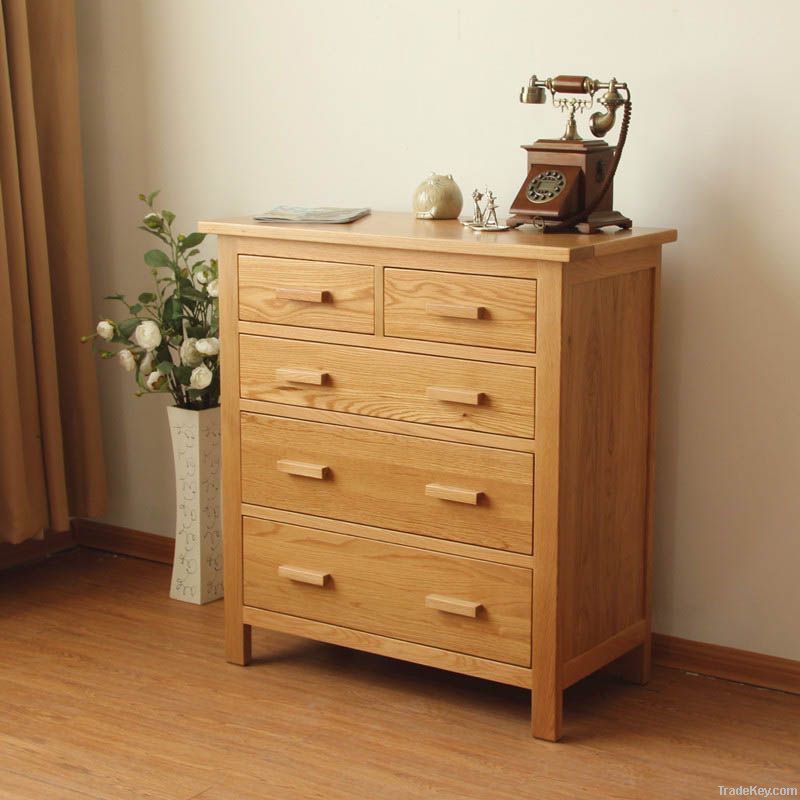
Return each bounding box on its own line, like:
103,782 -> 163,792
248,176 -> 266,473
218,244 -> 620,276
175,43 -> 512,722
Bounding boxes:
199,212 -> 677,741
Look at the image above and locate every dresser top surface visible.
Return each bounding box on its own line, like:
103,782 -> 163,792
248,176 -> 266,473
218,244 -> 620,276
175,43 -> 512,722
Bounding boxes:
198,212 -> 677,263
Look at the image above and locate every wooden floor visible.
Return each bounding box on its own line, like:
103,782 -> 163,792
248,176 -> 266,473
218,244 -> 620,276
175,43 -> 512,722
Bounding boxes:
0,551 -> 797,800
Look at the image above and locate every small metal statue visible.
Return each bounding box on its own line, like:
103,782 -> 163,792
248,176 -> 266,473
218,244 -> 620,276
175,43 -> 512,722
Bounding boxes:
484,191 -> 500,228
462,187 -> 510,231
471,189 -> 484,226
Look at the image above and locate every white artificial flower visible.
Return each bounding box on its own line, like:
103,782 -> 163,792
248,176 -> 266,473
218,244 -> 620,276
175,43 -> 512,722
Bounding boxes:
179,337 -> 204,367
146,370 -> 166,391
133,319 -> 162,351
206,279 -> 218,298
195,270 -> 208,285
118,348 -> 135,372
190,364 -> 213,390
140,350 -> 154,375
96,320 -> 114,341
195,337 -> 219,357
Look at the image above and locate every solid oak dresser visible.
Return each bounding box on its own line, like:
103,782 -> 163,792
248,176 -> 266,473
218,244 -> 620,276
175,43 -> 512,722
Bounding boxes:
199,212 -> 677,741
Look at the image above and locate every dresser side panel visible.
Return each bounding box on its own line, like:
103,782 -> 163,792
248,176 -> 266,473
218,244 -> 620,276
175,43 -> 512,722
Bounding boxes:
219,237 -> 251,663
559,260 -> 657,661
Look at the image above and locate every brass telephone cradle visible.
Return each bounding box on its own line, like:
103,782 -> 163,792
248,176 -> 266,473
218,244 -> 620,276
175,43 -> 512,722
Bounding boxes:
507,74 -> 632,233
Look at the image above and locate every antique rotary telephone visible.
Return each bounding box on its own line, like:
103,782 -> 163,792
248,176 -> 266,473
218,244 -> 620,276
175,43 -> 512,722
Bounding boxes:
507,74 -> 632,233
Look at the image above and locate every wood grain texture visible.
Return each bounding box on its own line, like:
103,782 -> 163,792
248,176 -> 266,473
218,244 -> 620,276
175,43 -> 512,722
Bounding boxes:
198,211 -> 677,262
73,519 -> 173,564
563,621 -> 649,688
276,459 -> 330,480
529,263 -> 565,741
559,268 -> 655,662
425,594 -> 482,618
425,483 -> 481,505
241,505 -> 535,568
2,550 -> 798,800
239,255 -> 374,334
241,605 -> 531,690
242,518 -> 532,666
238,319 -> 538,367
239,334 -> 535,438
240,413 -> 534,553
219,237 -> 251,665
239,397 -> 535,453
654,634 -> 800,695
385,269 -> 537,352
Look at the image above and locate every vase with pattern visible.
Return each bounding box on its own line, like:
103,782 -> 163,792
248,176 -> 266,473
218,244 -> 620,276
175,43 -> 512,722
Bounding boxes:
167,405 -> 223,604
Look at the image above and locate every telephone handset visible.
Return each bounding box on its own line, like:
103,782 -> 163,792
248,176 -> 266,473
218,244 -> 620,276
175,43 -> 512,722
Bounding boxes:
507,75 -> 632,233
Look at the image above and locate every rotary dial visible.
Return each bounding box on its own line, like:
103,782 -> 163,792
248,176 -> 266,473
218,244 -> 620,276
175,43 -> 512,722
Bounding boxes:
526,170 -> 566,204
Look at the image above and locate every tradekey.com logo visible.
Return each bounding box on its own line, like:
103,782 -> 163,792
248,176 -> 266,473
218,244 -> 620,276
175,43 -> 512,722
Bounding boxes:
719,789 -> 798,797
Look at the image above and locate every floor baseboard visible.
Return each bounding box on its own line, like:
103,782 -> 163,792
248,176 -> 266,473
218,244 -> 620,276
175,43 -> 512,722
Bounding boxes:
73,519 -> 175,565
0,529 -> 75,571
653,633 -> 799,695
68,519 -> 800,696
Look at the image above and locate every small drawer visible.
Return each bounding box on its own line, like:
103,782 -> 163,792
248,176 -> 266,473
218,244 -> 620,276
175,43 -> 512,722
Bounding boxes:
239,255 -> 374,334
242,517 -> 532,666
384,268 -> 536,352
240,335 -> 535,439
240,413 -> 534,554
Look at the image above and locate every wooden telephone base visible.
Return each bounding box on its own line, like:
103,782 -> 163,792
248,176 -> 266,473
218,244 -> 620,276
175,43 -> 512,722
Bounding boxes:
507,210 -> 632,234
507,139 -> 632,233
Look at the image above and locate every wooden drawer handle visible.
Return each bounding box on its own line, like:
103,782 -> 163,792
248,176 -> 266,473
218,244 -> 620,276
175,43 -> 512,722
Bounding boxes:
278,565 -> 330,586
426,386 -> 483,405
426,302 -> 484,320
425,483 -> 482,505
276,287 -> 327,303
276,368 -> 329,385
425,594 -> 482,618
277,459 -> 330,479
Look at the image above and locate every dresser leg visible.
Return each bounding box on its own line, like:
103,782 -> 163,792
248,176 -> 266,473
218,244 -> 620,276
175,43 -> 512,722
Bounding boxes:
226,621 -> 252,666
611,638 -> 652,685
531,684 -> 563,741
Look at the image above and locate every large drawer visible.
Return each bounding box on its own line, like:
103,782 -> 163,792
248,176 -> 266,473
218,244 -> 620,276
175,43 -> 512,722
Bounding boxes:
239,255 -> 374,334
239,335 -> 535,439
384,268 -> 537,352
242,517 -> 532,666
240,414 -> 534,554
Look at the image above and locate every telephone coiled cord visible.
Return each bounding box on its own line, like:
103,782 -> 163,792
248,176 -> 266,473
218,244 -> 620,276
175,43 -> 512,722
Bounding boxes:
543,96 -> 632,233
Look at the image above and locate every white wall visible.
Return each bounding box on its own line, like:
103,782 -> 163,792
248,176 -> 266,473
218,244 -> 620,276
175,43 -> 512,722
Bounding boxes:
75,0 -> 800,660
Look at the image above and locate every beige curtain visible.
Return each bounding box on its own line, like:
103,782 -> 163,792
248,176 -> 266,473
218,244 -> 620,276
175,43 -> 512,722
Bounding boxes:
0,0 -> 105,544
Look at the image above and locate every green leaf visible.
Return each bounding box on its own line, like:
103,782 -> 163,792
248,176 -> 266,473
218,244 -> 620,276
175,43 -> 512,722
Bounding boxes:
187,249 -> 200,257
157,361 -> 174,375
144,249 -> 172,268
180,232 -> 205,250
138,292 -> 156,304
186,324 -> 205,339
174,365 -> 192,384
117,317 -> 141,338
104,293 -> 125,301
145,190 -> 160,206
162,210 -> 176,226
162,296 -> 182,326
129,303 -> 143,314
180,285 -> 204,302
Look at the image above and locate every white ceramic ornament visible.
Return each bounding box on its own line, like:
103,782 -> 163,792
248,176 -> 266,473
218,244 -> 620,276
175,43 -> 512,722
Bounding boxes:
412,173 -> 463,220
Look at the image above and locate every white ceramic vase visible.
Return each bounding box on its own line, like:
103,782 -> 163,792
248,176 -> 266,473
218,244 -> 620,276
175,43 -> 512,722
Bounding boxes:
167,405 -> 223,604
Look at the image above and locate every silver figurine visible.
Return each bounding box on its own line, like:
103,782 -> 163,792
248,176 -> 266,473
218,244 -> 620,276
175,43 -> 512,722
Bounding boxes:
464,187 -> 510,231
